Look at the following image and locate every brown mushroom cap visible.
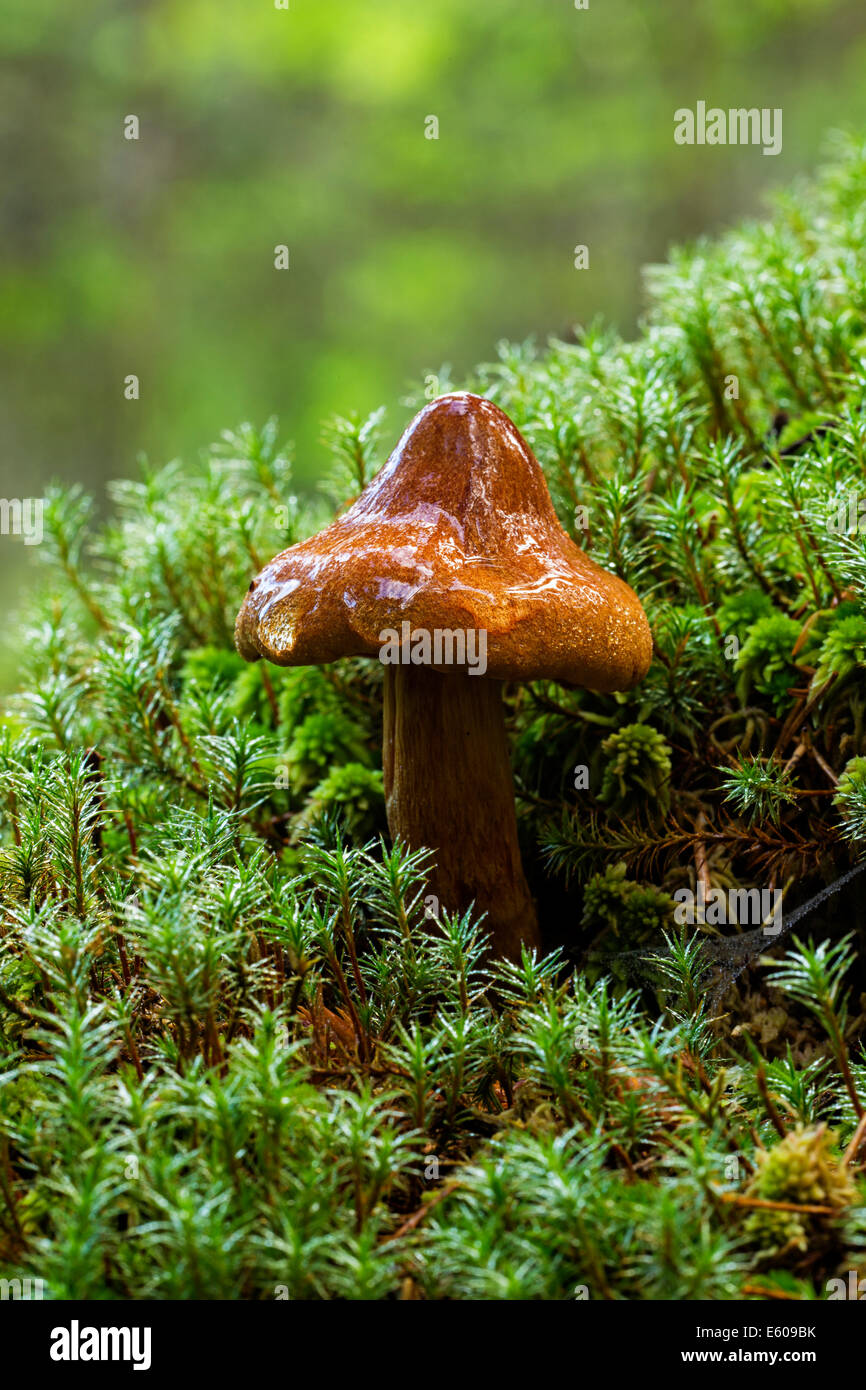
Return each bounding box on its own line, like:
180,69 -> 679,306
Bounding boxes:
235,392 -> 652,692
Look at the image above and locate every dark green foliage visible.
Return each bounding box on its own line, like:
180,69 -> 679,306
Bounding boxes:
734,615 -> 807,712
598,724 -> 673,818
834,757 -> 866,843
581,863 -> 675,946
3,137 -> 866,1300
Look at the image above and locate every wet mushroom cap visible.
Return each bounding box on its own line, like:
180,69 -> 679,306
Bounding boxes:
235,392 -> 653,692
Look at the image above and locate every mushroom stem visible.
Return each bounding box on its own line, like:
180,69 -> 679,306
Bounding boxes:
382,664 -> 540,960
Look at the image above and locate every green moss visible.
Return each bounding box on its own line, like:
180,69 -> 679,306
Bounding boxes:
598,724 -> 673,818
744,1127 -> 857,1255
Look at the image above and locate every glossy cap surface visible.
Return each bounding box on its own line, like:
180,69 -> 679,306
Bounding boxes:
235,392 -> 652,691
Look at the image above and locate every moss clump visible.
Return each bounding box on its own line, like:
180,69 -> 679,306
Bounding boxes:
744,1126 -> 857,1255
581,862 -> 675,941
834,756 -> 866,842
598,724 -> 673,818
734,616 -> 806,712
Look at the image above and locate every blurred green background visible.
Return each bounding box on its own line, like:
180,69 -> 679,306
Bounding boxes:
2,0 -> 866,670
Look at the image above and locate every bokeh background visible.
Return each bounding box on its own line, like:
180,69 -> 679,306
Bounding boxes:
3,0 -> 866,678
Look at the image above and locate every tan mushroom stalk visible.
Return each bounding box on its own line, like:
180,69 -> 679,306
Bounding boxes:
235,393 -> 652,959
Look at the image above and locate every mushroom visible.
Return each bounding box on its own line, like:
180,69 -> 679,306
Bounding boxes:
235,392 -> 652,958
